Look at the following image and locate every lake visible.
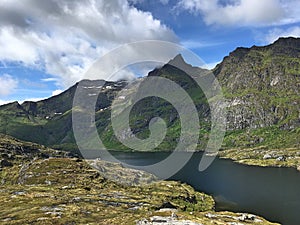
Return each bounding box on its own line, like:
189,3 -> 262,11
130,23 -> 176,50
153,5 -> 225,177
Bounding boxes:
97,151 -> 300,225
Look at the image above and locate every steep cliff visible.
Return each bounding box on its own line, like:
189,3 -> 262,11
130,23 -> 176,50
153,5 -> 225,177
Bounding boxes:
214,37 -> 299,149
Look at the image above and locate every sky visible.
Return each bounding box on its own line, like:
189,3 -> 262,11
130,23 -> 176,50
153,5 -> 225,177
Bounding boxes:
0,0 -> 300,105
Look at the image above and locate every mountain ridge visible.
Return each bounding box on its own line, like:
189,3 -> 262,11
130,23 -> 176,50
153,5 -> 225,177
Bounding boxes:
0,37 -> 299,153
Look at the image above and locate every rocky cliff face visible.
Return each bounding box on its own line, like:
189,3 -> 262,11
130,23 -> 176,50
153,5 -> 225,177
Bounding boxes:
215,37 -> 299,131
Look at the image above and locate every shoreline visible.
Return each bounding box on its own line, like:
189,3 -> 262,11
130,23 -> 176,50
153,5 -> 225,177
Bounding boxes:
0,135 -> 286,224
218,147 -> 300,171
94,147 -> 300,171
0,155 -> 279,225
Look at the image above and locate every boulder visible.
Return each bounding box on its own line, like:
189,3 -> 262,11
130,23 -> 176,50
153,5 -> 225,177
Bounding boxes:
263,154 -> 272,160
0,159 -> 13,167
276,156 -> 285,161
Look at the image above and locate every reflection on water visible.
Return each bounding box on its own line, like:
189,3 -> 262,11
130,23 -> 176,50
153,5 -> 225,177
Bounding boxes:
98,151 -> 300,225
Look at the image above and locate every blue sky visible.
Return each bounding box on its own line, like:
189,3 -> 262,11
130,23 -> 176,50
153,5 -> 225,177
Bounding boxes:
0,0 -> 300,105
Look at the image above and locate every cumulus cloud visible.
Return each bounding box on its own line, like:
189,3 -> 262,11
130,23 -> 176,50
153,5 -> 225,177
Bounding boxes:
176,0 -> 300,27
0,74 -> 18,97
264,26 -> 300,44
0,0 -> 177,88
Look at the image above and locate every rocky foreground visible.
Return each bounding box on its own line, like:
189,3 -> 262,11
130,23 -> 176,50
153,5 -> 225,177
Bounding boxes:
0,135 -> 279,225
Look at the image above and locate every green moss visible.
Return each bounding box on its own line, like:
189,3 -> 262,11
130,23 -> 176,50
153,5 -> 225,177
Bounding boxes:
0,157 -> 215,224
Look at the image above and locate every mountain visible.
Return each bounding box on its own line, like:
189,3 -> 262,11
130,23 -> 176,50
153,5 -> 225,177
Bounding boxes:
215,37 -> 299,149
0,80 -> 128,153
0,37 -> 299,153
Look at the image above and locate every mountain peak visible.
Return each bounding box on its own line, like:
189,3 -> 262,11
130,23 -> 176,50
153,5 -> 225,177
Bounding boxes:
167,54 -> 192,68
0,101 -> 21,109
216,36 -> 300,70
169,53 -> 185,63
271,36 -> 300,47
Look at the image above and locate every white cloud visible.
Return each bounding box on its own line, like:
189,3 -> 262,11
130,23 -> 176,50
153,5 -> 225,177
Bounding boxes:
41,77 -> 59,82
0,99 -> 14,106
264,26 -> 300,44
0,74 -> 18,97
176,0 -> 300,27
129,0 -> 169,5
202,61 -> 221,70
181,39 -> 222,49
18,97 -> 46,104
51,89 -> 63,96
0,27 -> 39,65
0,96 -> 53,106
0,0 -> 177,88
0,96 -> 55,106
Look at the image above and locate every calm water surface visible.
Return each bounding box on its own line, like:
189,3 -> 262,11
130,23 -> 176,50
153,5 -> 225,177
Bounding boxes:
98,151 -> 300,225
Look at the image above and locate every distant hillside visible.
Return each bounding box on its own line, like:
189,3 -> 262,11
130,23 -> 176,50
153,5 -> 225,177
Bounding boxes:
0,37 -> 299,152
0,80 -> 128,153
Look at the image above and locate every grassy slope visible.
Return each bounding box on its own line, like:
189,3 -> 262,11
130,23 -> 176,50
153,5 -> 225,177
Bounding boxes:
0,135 -> 278,225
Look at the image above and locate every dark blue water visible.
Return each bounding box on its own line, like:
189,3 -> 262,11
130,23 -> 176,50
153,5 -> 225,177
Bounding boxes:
99,151 -> 300,225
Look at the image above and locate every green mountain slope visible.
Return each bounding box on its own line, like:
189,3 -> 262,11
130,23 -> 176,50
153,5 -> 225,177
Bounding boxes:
215,37 -> 300,149
0,37 -> 299,153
